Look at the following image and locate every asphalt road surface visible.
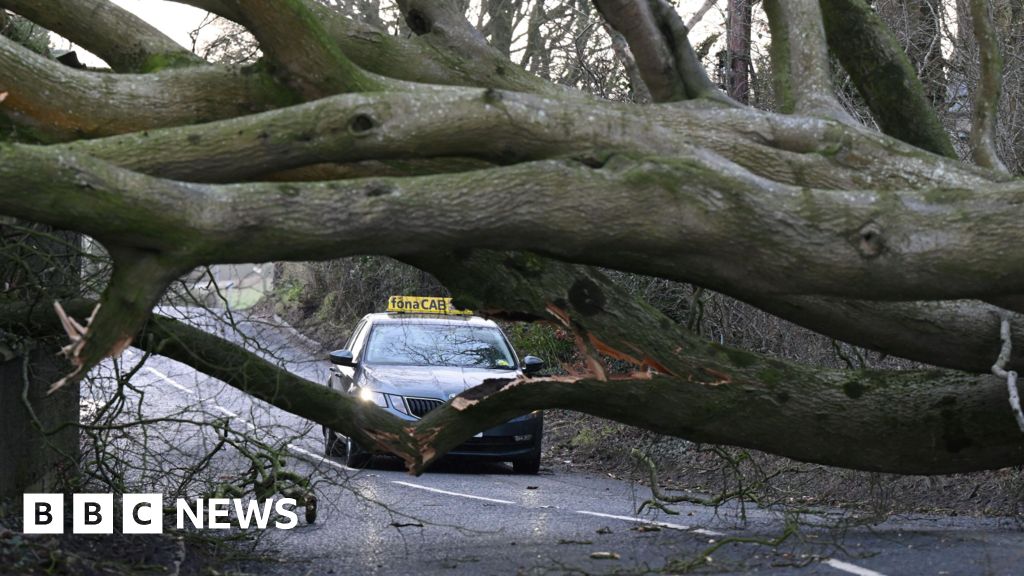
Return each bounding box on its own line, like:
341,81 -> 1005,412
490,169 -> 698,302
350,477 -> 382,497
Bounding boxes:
98,309 -> 1023,575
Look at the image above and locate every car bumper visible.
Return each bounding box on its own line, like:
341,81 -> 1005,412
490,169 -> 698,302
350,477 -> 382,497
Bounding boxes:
447,414 -> 544,460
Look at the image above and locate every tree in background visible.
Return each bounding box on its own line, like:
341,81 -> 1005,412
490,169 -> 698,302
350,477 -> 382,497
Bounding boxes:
726,0 -> 752,102
2,0 -> 1024,478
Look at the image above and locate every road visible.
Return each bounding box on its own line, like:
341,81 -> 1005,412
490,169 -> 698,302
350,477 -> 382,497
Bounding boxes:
95,308 -> 1023,575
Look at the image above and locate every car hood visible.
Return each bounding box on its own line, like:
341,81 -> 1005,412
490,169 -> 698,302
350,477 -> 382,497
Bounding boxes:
361,364 -> 519,398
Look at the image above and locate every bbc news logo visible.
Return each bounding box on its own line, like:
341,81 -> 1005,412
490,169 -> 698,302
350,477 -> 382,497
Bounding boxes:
23,494 -> 299,534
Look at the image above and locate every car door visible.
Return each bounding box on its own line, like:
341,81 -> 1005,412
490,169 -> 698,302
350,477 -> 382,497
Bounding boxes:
330,318 -> 370,393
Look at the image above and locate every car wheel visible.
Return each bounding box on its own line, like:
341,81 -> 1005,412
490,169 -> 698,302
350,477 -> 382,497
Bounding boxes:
324,426 -> 346,457
512,452 -> 541,475
346,436 -> 372,468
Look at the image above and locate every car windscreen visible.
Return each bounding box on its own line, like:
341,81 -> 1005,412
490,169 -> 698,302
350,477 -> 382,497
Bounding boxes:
363,323 -> 517,369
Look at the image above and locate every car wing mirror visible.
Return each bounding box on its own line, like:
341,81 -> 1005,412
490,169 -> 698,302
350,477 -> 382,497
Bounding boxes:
522,355 -> 544,375
329,349 -> 355,366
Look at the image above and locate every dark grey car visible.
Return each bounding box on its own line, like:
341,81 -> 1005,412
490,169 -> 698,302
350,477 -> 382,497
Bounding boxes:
323,313 -> 545,474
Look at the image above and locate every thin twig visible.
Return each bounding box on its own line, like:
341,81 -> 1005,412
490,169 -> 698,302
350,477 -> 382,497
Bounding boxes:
991,317 -> 1024,432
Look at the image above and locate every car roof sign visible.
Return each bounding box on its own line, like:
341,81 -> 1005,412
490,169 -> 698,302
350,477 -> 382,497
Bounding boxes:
386,295 -> 473,315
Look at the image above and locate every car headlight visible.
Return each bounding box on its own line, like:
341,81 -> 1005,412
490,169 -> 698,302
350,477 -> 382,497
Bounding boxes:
356,387 -> 387,407
386,394 -> 409,415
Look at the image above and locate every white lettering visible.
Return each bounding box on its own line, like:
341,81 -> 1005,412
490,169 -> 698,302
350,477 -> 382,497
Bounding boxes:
234,499 -> 274,529
274,498 -> 299,529
176,498 -> 203,529
207,498 -> 231,529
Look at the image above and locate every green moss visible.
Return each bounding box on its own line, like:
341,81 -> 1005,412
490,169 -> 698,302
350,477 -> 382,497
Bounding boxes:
843,380 -> 866,399
756,367 -> 785,386
140,51 -> 200,73
570,428 -> 599,448
502,253 -> 546,277
922,187 -> 972,205
315,291 -> 338,322
277,279 -> 304,304
818,125 -> 852,157
723,347 -> 759,368
505,322 -> 573,367
620,163 -> 683,194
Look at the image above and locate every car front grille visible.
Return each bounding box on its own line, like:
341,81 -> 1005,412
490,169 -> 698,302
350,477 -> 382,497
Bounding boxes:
406,397 -> 444,418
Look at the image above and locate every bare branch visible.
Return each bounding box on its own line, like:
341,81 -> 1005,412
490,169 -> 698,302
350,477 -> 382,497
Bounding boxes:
9,296 -> 424,463
4,141 -> 1024,306
173,0 -> 562,95
60,89 -> 675,182
0,0 -> 201,72
395,0 -> 489,49
407,250 -> 1024,475
49,248 -> 188,392
593,0 -> 731,103
968,0 -> 1009,173
228,0 -> 385,97
392,0 -> 564,95
686,0 -> 718,29
763,0 -> 852,121
55,89 -> 995,189
0,34 -> 295,140
818,0 -> 956,157
19,277 -> 1024,476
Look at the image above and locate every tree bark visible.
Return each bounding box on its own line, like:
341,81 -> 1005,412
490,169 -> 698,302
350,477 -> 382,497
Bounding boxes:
726,0 -> 752,103
4,0 -> 1024,477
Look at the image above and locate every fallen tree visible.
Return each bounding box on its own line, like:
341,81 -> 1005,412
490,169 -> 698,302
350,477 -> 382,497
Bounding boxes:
2,0 -> 1023,474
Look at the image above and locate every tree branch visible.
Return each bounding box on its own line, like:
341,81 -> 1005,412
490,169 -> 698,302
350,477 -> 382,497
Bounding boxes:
173,0 -> 563,95
49,248 -> 189,392
0,0 -> 202,72
818,0 -> 957,158
59,89 -> 676,182
4,141 -> 1024,306
228,0 -> 386,97
12,258 -> 1024,475
30,90 -> 1024,376
56,89 -> 996,190
593,0 -> 731,103
6,297 -> 422,465
968,0 -> 1009,173
0,35 -> 297,141
406,250 -> 1024,474
763,0 -> 851,122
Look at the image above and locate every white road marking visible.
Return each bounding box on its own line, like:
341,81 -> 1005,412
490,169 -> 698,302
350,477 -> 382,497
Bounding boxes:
824,559 -> 888,576
574,510 -> 724,536
287,443 -> 356,472
146,362 -> 357,473
391,481 -> 516,505
145,366 -> 194,395
214,405 -> 240,418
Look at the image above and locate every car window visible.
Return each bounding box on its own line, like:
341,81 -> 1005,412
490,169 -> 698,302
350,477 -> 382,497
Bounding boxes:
345,320 -> 366,350
363,323 -> 517,369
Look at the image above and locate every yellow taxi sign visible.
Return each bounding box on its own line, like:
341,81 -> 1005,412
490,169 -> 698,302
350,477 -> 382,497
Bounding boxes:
387,296 -> 473,315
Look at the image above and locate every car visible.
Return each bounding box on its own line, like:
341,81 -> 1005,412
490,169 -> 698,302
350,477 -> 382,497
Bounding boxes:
323,296 -> 546,474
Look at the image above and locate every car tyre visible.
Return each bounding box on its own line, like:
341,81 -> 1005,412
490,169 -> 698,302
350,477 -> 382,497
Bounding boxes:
324,426 -> 346,457
512,452 -> 541,475
346,436 -> 372,468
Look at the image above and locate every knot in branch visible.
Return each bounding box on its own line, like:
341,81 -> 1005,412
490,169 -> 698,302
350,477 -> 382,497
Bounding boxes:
854,222 -> 884,259
405,9 -> 432,35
